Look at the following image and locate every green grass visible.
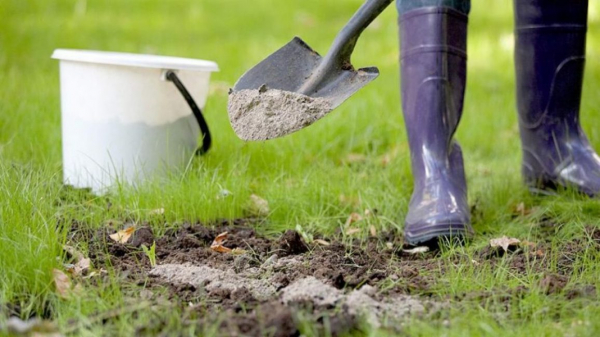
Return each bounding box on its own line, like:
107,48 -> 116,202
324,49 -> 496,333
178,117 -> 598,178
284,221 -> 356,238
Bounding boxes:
1,0 -> 600,335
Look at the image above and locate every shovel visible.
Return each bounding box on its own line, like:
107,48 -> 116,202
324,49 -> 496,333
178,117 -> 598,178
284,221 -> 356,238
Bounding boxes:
229,0 -> 393,141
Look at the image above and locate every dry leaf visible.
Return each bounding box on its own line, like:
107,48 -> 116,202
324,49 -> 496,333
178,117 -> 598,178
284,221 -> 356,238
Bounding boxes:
53,269 -> 74,299
344,212 -> 363,227
62,245 -> 91,276
339,194 -> 360,208
521,240 -> 537,248
248,194 -> 270,216
212,232 -> 228,245
83,268 -> 108,280
74,258 -> 91,275
149,208 -> 165,215
535,249 -> 545,257
109,226 -> 136,244
369,225 -> 377,237
211,245 -> 232,253
513,202 -> 539,217
346,228 -> 361,235
65,258 -> 91,277
62,245 -> 84,261
314,239 -> 330,246
490,236 -> 521,252
379,146 -> 400,167
515,202 -> 527,216
211,232 -> 233,253
403,246 -> 430,254
6,317 -> 62,336
343,153 -> 367,164
104,219 -> 124,228
231,248 -> 247,255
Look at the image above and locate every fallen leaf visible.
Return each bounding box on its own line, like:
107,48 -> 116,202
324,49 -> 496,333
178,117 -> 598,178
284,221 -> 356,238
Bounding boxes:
62,245 -> 84,261
71,258 -> 91,276
515,202 -> 527,216
369,225 -> 377,237
62,245 -> 91,276
83,269 -> 108,279
490,236 -> 521,252
380,150 -> 399,166
53,269 -> 74,299
231,248 -> 247,255
314,239 -> 330,246
6,317 -> 62,336
513,202 -> 539,217
346,228 -> 361,235
344,212 -> 363,227
149,208 -> 165,215
248,194 -> 270,216
521,240 -> 537,248
211,232 -> 233,253
211,245 -> 232,253
212,232 -> 228,245
339,194 -> 360,208
343,153 -> 367,164
104,219 -> 124,228
535,249 -> 545,258
402,246 -> 430,254
109,226 -> 136,244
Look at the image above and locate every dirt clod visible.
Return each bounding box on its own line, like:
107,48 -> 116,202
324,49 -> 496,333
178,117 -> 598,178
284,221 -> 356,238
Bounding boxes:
278,230 -> 309,256
129,227 -> 155,247
539,274 -> 569,295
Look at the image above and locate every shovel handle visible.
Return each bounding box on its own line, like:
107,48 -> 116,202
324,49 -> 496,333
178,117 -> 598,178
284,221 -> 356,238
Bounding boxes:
299,0 -> 393,95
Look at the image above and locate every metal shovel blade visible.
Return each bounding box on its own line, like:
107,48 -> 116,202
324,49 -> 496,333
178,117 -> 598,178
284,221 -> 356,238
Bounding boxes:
228,0 -> 392,141
233,37 -> 379,107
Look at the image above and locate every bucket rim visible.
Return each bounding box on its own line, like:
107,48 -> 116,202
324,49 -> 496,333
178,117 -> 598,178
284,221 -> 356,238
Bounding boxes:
51,49 -> 219,72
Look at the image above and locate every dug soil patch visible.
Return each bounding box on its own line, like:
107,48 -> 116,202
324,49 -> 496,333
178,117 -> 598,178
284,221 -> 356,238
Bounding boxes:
71,222 -> 442,336
63,221 -> 598,336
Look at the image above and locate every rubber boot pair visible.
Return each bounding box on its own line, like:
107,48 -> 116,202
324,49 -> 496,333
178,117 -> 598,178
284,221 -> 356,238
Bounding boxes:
400,1 -> 600,246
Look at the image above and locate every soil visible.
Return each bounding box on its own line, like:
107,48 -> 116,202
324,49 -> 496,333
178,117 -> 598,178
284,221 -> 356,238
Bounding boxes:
44,220 -> 599,336
227,88 -> 332,141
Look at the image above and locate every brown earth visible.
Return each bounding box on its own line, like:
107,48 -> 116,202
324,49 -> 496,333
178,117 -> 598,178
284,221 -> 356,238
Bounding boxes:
52,220 -> 599,336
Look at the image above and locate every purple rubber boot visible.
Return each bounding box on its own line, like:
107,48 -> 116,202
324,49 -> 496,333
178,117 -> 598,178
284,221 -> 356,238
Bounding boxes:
399,7 -> 474,246
515,0 -> 600,196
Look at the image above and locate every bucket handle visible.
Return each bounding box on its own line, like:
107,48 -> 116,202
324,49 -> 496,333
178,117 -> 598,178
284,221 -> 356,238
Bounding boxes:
165,70 -> 211,155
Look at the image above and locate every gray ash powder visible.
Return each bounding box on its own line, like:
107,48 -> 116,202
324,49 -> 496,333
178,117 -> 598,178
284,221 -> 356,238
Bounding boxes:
228,88 -> 332,141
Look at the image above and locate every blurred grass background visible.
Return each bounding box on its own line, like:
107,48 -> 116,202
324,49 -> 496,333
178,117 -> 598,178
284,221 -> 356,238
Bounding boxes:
1,0 -> 600,335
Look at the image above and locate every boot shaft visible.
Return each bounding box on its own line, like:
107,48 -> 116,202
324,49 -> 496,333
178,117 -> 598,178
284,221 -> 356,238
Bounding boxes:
513,0 -> 600,196
399,8 -> 468,172
514,0 -> 588,127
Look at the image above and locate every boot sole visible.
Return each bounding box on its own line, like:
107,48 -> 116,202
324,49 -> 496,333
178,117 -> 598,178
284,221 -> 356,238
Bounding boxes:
525,175 -> 597,198
404,223 -> 473,247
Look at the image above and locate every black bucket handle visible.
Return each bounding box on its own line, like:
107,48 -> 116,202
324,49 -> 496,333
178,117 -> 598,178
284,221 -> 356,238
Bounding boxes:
165,70 -> 211,155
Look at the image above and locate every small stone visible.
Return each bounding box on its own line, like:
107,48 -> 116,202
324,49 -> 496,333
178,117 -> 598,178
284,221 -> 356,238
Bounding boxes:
261,254 -> 278,268
233,254 -> 253,273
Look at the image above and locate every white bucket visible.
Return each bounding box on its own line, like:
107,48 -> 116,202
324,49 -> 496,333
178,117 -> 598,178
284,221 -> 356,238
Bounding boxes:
52,49 -> 219,193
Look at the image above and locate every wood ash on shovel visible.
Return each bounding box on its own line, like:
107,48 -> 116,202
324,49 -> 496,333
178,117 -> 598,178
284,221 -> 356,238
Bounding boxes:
228,86 -> 332,141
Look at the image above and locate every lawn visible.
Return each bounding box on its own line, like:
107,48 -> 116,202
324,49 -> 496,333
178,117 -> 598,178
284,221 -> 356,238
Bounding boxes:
1,0 -> 600,336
